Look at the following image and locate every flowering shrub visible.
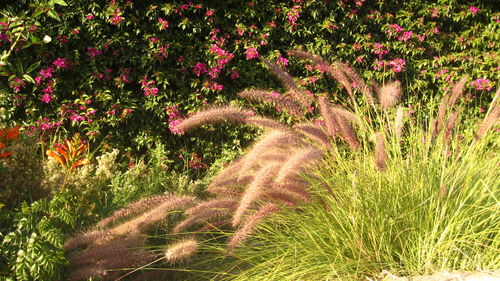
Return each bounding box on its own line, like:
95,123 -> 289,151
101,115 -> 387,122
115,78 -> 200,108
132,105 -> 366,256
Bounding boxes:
0,0 -> 498,167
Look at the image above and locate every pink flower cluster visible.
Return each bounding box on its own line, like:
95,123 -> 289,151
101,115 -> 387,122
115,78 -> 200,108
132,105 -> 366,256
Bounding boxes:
245,46 -> 259,59
203,80 -> 223,91
109,8 -> 124,25
471,78 -> 492,91
187,153 -> 207,169
140,76 -> 159,96
8,78 -> 25,93
373,42 -> 389,59
158,18 -> 169,30
87,47 -> 102,59
468,6 -> 480,15
193,62 -> 208,77
53,57 -> 70,69
166,105 -> 184,135
287,5 -> 301,30
373,58 -> 406,73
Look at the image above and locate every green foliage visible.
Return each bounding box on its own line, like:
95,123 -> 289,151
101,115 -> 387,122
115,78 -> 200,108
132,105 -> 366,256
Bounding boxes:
0,0 -> 497,164
0,131 -> 46,209
1,200 -> 68,281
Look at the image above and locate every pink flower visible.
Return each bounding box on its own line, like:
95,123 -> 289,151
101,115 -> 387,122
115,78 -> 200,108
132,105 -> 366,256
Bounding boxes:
87,47 -> 102,58
205,9 -> 214,16
230,69 -> 239,80
70,114 -> 85,122
193,62 -> 208,76
39,67 -> 55,79
41,94 -> 53,103
373,42 -> 389,59
43,85 -> 54,94
388,58 -> 406,73
245,46 -> 259,59
468,6 -> 480,15
52,58 -> 69,68
431,8 -> 438,18
471,78 -> 492,91
85,13 -> 94,20
158,18 -> 169,30
398,31 -> 413,42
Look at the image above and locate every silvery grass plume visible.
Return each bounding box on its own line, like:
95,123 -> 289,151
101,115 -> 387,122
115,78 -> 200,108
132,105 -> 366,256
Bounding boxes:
165,239 -> 198,264
476,87 -> 500,140
274,148 -> 324,185
227,203 -> 279,253
232,163 -> 281,227
374,132 -> 388,171
286,49 -> 354,100
238,89 -> 304,117
377,80 -> 403,110
175,106 -> 253,133
260,57 -> 312,108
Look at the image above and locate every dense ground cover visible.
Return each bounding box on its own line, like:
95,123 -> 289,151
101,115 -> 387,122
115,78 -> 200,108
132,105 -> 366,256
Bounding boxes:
0,0 -> 498,280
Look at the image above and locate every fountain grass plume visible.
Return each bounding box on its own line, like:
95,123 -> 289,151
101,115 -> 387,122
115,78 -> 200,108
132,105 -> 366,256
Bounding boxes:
186,198 -> 239,216
64,230 -> 113,251
394,106 -> 405,141
275,148 -> 323,185
260,57 -> 311,108
232,163 -> 280,227
286,49 -> 354,100
293,123 -> 331,148
261,190 -> 299,207
206,186 -> 244,197
374,131 -> 388,171
111,195 -> 196,235
238,89 -> 304,117
318,96 -> 340,136
207,175 -> 253,191
377,80 -> 402,110
97,194 -> 172,228
175,106 -> 252,133
339,62 -> 375,105
173,209 -> 233,234
67,235 -> 147,267
165,239 -> 198,264
476,88 -> 500,140
433,94 -> 449,140
448,75 -> 469,107
274,181 -> 311,202
244,116 -> 293,132
443,108 -> 461,146
238,131 -> 298,180
227,203 -> 279,253
332,109 -> 361,150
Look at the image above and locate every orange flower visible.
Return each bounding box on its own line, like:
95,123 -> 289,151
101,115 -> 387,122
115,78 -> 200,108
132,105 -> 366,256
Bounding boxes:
0,126 -> 19,159
46,135 -> 90,170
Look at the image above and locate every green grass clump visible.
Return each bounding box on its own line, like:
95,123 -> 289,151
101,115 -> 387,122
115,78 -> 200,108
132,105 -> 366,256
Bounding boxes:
216,104 -> 499,281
